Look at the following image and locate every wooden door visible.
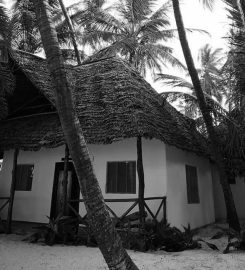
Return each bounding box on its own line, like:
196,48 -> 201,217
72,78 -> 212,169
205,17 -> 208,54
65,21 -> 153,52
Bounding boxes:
50,162 -> 80,219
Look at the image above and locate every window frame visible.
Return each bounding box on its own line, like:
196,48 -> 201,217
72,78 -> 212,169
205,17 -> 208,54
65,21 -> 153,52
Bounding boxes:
185,165 -> 200,204
106,161 -> 136,194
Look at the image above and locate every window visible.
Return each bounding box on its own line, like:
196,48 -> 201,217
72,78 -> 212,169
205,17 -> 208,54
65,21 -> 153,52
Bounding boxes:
15,164 -> 34,191
185,165 -> 200,204
0,151 -> 3,171
106,161 -> 136,194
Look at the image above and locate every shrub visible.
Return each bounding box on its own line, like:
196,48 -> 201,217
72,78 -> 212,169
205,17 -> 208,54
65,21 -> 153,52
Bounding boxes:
23,215 -> 79,246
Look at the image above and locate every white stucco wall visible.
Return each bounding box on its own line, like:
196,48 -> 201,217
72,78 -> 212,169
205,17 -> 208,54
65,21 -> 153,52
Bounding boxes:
166,145 -> 215,229
212,166 -> 245,220
0,147 -> 65,223
0,138 -> 167,223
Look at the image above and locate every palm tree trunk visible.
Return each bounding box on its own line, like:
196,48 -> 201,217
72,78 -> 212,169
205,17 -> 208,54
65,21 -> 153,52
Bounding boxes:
172,0 -> 240,232
58,0 -> 82,65
61,144 -> 69,216
137,136 -> 145,227
33,1 -> 139,269
6,148 -> 19,234
237,0 -> 245,28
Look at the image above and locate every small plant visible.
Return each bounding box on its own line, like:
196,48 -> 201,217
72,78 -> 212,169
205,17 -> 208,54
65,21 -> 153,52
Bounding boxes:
23,214 -> 79,246
150,221 -> 218,252
118,220 -> 219,252
211,226 -> 245,254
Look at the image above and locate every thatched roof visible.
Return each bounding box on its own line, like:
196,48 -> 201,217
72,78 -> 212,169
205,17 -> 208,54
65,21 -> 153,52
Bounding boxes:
0,50 -> 208,155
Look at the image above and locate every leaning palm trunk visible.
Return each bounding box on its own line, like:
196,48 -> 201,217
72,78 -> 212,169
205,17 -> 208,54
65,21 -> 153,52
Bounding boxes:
172,0 -> 240,232
58,0 -> 81,64
34,1 -> 139,269
236,0 -> 245,28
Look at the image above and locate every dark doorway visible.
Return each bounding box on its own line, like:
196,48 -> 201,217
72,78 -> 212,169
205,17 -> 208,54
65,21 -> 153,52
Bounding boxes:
50,162 -> 80,219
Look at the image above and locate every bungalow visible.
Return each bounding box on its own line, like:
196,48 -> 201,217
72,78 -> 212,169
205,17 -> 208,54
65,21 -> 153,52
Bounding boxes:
0,50 -> 216,230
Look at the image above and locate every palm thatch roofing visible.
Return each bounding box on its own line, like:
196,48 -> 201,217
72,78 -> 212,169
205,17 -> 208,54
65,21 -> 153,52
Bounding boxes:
0,50 -> 208,155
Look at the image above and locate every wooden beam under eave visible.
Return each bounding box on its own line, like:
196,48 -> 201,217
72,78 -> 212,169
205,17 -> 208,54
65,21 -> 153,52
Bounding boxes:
137,136 -> 145,228
6,148 -> 19,234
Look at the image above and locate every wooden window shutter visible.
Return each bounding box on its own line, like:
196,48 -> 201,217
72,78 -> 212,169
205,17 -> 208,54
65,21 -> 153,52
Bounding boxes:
185,165 -> 200,204
117,162 -> 127,192
106,162 -> 117,193
106,161 -> 136,194
127,162 -> 136,193
15,164 -> 34,191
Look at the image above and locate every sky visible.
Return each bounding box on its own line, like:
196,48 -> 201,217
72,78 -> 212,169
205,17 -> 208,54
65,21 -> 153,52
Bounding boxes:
62,0 -> 230,59
62,0 -> 230,92
5,0 -> 230,56
5,0 -> 231,92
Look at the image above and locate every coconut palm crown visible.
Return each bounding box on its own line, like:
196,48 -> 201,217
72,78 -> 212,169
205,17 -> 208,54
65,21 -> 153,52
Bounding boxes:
72,0 -> 186,76
155,44 -> 226,118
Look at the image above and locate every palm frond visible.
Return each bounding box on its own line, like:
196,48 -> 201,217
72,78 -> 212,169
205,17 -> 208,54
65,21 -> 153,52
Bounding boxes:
199,0 -> 215,10
136,0 -> 172,35
154,28 -> 209,42
148,44 -> 186,70
0,1 -> 9,40
155,73 -> 193,89
149,0 -> 172,21
160,89 -> 227,118
122,0 -> 155,23
185,28 -> 210,36
137,18 -> 171,39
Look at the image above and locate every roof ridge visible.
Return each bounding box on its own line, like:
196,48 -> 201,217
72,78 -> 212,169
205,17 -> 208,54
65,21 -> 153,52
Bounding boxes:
13,49 -> 46,61
81,56 -> 116,66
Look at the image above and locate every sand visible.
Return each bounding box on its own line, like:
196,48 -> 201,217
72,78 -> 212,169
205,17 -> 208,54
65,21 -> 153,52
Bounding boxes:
0,225 -> 245,270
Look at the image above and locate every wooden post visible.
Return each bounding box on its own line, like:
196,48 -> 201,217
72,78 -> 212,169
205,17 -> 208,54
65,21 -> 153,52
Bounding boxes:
6,148 -> 19,234
163,197 -> 167,224
61,144 -> 69,216
137,136 -> 145,228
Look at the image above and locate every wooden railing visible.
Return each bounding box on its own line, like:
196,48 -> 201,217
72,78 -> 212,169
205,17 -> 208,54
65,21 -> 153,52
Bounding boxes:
0,197 -> 10,213
67,196 -> 167,227
0,197 -> 10,232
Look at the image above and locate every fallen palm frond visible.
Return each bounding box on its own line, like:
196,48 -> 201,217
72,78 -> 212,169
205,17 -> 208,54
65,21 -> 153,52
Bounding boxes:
211,225 -> 245,254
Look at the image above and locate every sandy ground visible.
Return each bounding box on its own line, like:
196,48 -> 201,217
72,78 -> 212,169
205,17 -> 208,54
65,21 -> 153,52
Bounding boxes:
0,225 -> 245,270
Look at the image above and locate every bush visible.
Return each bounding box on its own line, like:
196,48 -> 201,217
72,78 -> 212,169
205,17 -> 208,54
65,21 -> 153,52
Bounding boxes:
23,215 -> 80,246
118,220 -> 218,252
24,217 -> 218,252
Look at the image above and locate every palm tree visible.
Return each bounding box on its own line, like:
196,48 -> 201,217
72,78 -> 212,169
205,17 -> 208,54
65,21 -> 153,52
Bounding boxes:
198,44 -> 224,96
73,0 -> 186,76
155,44 -> 225,118
10,0 -> 59,53
57,0 -> 82,64
236,0 -> 245,27
172,0 -> 240,232
0,0 -> 8,40
224,0 -> 245,109
2,0 -> 83,63
33,1 -> 139,269
0,1 -> 15,120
